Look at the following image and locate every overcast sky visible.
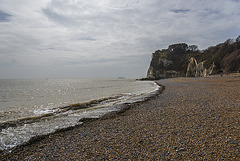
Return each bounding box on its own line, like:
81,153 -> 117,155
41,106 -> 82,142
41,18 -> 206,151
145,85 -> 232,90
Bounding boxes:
0,0 -> 240,79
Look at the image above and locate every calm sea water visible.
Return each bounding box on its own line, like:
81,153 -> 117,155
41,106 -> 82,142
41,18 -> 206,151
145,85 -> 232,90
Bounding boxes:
0,79 -> 159,151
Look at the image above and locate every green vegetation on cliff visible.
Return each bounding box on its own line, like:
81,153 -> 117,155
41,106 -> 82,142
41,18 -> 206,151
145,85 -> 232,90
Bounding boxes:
197,36 -> 240,72
146,35 -> 240,79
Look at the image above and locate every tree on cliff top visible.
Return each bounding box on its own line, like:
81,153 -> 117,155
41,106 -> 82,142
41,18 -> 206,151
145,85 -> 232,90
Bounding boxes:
188,45 -> 199,52
168,43 -> 188,54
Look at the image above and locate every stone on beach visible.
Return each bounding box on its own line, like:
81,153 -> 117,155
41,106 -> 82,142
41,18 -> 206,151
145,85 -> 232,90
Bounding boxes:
1,76 -> 239,160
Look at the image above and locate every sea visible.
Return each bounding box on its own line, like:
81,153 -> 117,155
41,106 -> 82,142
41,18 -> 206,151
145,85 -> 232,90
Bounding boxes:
0,78 -> 159,151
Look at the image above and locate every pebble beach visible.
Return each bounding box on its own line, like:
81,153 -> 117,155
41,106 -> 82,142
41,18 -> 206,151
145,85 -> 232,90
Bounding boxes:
1,76 -> 239,160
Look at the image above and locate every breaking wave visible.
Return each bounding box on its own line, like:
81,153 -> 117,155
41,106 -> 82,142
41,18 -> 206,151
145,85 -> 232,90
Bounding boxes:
0,83 -> 161,151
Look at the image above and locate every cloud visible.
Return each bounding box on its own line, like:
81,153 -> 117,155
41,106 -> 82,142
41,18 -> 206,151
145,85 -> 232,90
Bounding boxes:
170,9 -> 190,14
0,0 -> 240,78
0,10 -> 11,22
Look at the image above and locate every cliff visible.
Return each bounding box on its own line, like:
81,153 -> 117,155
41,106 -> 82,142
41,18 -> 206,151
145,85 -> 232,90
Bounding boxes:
147,43 -> 198,79
146,36 -> 240,79
185,58 -> 215,77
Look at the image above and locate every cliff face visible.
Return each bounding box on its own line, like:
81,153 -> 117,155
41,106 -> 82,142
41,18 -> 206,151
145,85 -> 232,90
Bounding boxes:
146,36 -> 240,79
222,49 -> 240,72
185,58 -> 215,77
147,55 -> 183,79
147,43 -> 194,79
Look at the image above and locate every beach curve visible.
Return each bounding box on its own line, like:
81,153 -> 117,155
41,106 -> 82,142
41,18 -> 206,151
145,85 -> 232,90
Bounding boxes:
1,76 -> 239,160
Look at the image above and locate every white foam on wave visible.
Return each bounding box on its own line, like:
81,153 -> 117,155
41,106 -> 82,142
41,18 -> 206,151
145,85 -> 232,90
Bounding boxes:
0,80 -> 160,152
33,108 -> 59,115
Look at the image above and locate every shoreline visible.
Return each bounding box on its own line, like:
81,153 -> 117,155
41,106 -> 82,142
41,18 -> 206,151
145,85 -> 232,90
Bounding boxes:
0,79 -> 160,152
0,81 -> 163,154
1,76 -> 239,160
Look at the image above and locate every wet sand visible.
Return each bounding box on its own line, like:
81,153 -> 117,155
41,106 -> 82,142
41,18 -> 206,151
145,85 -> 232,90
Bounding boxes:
1,76 -> 239,160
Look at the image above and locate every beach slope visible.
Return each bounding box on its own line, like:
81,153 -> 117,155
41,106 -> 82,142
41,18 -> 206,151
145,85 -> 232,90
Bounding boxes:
1,76 -> 239,160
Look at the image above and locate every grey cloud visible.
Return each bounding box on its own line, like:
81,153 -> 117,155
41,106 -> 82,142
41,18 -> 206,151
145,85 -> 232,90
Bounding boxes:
41,1 -> 138,28
0,10 -> 11,22
0,59 -> 16,67
78,37 -> 97,41
0,0 -> 240,79
170,9 -> 190,14
42,8 -> 72,25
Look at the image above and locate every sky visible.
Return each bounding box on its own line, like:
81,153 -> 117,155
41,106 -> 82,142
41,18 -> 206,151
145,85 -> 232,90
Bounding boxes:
0,0 -> 240,79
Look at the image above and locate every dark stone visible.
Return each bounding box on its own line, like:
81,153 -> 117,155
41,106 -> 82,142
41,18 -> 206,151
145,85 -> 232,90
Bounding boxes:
176,148 -> 187,152
173,146 -> 178,150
